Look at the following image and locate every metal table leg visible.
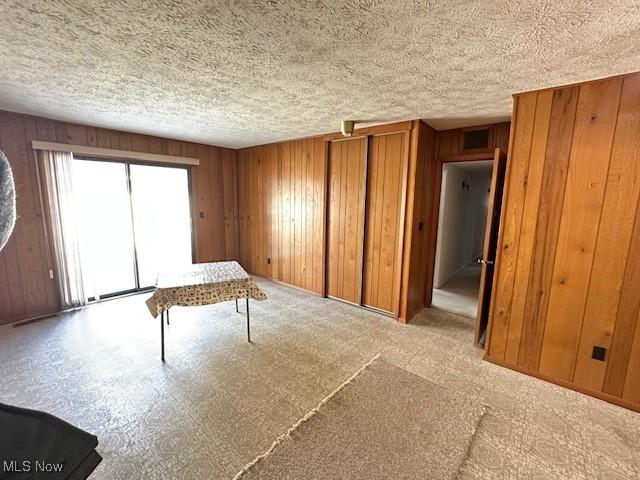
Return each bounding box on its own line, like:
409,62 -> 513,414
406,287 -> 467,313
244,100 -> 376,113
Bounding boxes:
166,308 -> 170,325
235,298 -> 239,313
160,310 -> 165,362
246,297 -> 251,343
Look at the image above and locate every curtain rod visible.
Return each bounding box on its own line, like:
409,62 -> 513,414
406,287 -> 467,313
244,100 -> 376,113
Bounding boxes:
31,140 -> 200,166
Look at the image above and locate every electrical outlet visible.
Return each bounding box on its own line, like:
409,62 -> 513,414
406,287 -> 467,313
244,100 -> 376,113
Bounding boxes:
592,346 -> 606,361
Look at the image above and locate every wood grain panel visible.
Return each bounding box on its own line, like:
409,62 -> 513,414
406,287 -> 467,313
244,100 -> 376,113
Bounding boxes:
362,137 -> 381,306
236,137 -> 326,295
485,72 -> 640,412
0,110 -> 238,325
574,76 -> 640,390
398,121 -> 420,321
0,116 -> 37,319
208,147 -> 227,261
313,140 -> 327,294
293,141 -> 302,287
603,186 -> 640,396
195,144 -> 213,259
399,121 -> 438,321
503,90 -> 553,363
363,133 -> 406,313
435,122 -> 511,160
623,308 -> 640,403
222,149 -> 240,260
517,87 -> 579,370
326,138 -> 366,303
539,78 -> 623,380
486,93 -> 539,360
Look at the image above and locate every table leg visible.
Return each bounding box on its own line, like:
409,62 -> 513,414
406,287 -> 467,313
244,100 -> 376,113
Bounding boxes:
166,308 -> 170,325
161,311 -> 165,362
235,298 -> 239,313
246,297 -> 251,343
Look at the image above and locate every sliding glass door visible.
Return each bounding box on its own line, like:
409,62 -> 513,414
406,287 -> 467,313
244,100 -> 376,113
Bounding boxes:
129,164 -> 192,288
71,159 -> 193,300
73,160 -> 137,297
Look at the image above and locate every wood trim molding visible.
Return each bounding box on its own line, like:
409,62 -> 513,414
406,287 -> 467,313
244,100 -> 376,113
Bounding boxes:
398,120 -> 421,322
438,152 -> 496,163
320,140 -> 329,297
484,106 -> 519,358
393,130 -> 412,320
31,140 -> 200,166
423,144 -> 500,310
251,274 -> 323,297
358,137 -> 370,305
323,120 -> 413,142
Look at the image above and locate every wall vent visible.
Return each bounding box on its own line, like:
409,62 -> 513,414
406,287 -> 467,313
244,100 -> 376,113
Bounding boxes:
462,129 -> 490,150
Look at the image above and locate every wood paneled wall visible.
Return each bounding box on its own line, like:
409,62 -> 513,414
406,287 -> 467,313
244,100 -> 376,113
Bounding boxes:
485,72 -> 640,411
326,138 -> 367,303
237,138 -> 326,295
236,121 -> 444,322
436,122 -> 510,159
362,132 -> 408,313
399,121 -> 438,321
0,111 -> 238,325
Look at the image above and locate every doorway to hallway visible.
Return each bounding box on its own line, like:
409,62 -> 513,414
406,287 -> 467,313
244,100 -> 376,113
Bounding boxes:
431,160 -> 493,319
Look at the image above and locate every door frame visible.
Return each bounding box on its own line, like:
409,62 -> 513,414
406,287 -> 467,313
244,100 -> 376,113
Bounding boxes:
474,148 -> 507,345
322,124 -> 413,318
73,155 -> 195,301
424,151 -> 499,318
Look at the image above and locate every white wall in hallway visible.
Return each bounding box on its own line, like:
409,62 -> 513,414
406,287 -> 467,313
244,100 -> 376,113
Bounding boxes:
433,162 -> 492,288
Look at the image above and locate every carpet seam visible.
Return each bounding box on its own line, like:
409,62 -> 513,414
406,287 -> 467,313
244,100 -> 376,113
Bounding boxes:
453,405 -> 489,480
232,354 -> 381,480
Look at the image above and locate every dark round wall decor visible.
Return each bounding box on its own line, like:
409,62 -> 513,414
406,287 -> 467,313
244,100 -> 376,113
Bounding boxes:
0,149 -> 16,252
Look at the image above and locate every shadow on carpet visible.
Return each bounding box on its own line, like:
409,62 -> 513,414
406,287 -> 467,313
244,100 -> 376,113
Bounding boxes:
234,356 -> 486,480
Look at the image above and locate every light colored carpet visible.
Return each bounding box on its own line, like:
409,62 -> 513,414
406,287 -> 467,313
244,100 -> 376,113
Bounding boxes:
234,356 -> 485,480
0,279 -> 639,479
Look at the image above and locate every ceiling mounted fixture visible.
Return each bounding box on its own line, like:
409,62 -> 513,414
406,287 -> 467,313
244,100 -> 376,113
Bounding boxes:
341,120 -> 355,137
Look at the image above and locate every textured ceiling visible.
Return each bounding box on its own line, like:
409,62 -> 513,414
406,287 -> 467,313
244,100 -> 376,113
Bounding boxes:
1,1 -> 639,149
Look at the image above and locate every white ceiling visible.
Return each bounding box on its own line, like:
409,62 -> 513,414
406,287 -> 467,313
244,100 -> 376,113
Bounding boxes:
0,1 -> 638,149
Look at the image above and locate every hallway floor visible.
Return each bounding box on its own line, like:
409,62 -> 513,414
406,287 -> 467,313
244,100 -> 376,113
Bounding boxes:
432,263 -> 481,318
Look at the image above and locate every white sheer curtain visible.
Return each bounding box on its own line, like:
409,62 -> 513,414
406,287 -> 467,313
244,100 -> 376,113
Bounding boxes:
38,150 -> 87,308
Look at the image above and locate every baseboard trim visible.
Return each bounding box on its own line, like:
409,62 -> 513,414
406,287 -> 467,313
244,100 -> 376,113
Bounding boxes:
484,355 -> 640,413
249,274 -> 323,297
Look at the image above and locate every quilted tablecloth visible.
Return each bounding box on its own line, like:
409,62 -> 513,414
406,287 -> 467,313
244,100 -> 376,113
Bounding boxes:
146,261 -> 267,317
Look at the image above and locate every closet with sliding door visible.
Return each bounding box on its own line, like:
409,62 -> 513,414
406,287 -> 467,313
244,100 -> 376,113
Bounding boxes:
325,125 -> 409,317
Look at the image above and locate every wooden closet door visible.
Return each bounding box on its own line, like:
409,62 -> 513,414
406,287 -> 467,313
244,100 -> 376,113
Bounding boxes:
326,138 -> 367,304
362,132 -> 406,313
